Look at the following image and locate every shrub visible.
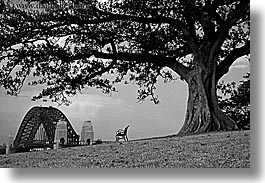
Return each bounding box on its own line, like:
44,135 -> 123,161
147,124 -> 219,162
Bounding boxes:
94,139 -> 103,145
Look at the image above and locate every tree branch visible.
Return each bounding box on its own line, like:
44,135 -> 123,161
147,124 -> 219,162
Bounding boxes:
84,50 -> 190,80
211,0 -> 250,56
82,40 -> 118,82
216,41 -> 250,81
179,0 -> 199,52
92,4 -> 199,53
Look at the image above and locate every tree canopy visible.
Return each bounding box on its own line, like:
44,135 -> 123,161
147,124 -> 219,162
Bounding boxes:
0,0 -> 250,134
0,0 -> 249,103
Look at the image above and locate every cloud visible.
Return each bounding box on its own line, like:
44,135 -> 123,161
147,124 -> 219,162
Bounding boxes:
230,57 -> 249,69
60,94 -> 132,121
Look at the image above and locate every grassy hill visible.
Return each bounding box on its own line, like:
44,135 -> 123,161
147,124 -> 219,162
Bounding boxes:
0,130 -> 250,168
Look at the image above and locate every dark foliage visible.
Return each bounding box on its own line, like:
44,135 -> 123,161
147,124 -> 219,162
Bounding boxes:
218,73 -> 250,130
94,139 -> 103,145
0,0 -> 249,134
0,0 -> 249,105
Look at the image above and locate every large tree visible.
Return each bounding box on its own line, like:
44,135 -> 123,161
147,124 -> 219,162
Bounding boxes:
0,0 -> 250,135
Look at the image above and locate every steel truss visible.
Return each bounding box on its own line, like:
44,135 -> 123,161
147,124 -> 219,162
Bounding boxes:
13,106 -> 79,150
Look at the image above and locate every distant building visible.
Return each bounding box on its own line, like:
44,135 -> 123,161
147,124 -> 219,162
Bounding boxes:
54,120 -> 67,149
80,120 -> 94,145
8,133 -> 14,147
5,133 -> 14,154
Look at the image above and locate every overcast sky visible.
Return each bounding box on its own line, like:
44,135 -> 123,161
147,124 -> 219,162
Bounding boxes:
0,57 -> 249,144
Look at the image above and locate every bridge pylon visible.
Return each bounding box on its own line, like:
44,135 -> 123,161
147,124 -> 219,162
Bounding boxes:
54,120 -> 67,149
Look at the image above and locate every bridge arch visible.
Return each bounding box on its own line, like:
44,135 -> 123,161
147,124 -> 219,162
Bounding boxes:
13,106 -> 79,150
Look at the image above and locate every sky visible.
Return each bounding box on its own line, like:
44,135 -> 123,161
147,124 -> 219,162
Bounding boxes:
0,57 -> 249,144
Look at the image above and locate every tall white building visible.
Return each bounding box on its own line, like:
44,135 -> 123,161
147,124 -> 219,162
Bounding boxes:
54,120 -> 67,149
80,120 -> 94,145
6,133 -> 14,154
8,133 -> 14,147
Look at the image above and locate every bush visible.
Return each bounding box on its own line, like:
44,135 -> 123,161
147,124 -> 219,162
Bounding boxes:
94,139 -> 103,145
217,73 -> 250,130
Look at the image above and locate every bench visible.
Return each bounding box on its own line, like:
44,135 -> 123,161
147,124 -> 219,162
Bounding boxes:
115,125 -> 129,142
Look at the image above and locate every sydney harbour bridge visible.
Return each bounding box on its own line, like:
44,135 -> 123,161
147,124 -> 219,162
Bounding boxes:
12,106 -> 80,152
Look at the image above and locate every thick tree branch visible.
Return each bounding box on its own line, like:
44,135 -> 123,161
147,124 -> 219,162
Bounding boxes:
216,41 -> 250,81
86,51 -> 190,80
82,40 -> 118,82
179,0 -> 199,52
211,0 -> 250,56
92,4 -> 199,53
164,59 -> 191,81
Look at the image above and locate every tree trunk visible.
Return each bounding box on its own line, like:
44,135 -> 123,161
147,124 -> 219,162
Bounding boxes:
177,62 -> 238,136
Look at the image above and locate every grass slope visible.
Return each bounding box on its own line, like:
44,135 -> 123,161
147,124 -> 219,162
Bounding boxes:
0,130 -> 250,168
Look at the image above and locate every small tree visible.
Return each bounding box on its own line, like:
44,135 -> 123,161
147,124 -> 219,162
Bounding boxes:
218,73 -> 250,130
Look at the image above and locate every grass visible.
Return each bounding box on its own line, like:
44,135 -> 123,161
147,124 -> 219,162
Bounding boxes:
0,130 -> 250,168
